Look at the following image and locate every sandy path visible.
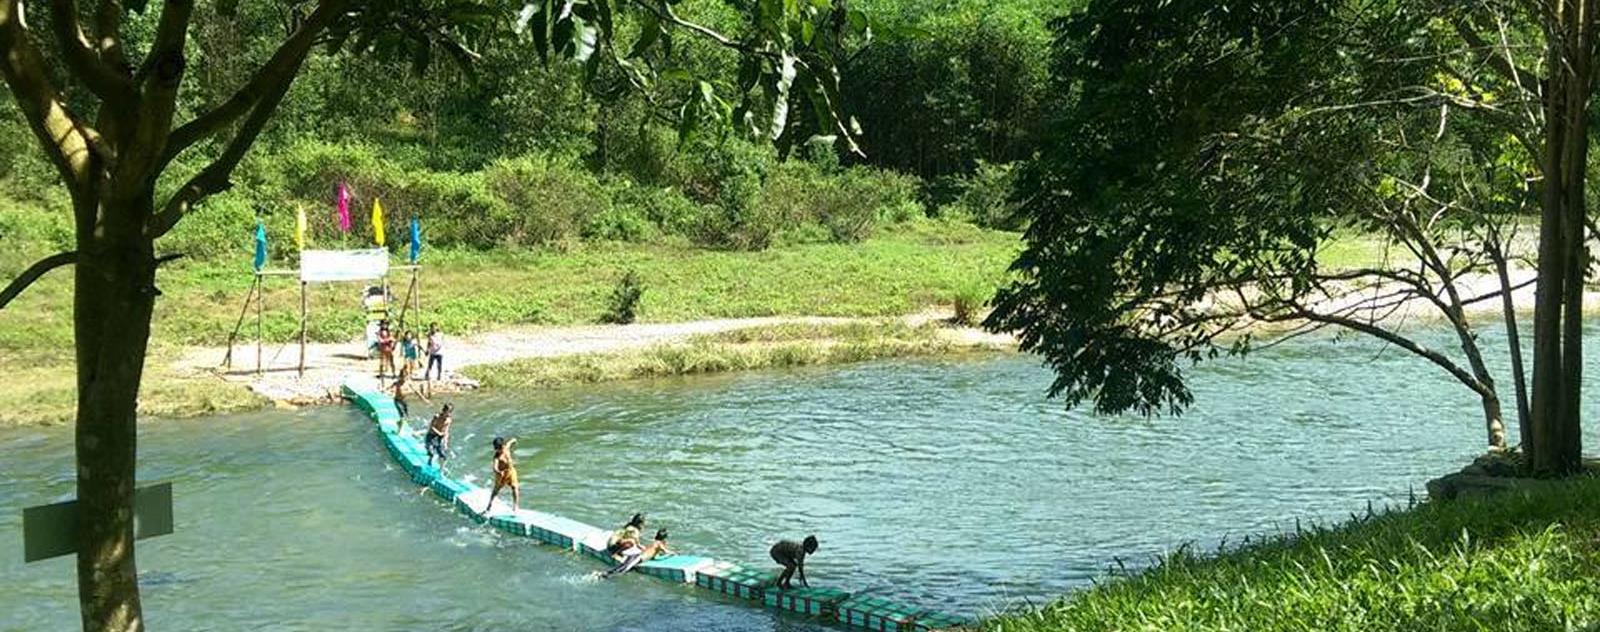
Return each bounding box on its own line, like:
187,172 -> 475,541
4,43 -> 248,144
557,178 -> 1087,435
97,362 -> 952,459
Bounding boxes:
172,313 -> 1010,405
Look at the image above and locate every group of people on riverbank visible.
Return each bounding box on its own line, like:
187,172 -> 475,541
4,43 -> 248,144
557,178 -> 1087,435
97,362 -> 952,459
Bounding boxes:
400,401 -> 822,586
374,321 -> 445,381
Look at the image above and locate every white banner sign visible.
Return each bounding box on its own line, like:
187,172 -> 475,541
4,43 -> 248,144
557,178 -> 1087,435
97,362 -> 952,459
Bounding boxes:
300,249 -> 390,282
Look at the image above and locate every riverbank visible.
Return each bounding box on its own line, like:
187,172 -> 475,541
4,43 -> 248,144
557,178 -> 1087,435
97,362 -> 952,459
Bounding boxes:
983,473 -> 1600,632
0,315 -> 1014,427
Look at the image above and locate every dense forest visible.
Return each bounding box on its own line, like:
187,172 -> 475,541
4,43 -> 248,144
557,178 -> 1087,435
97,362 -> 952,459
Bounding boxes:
0,0 -> 1068,260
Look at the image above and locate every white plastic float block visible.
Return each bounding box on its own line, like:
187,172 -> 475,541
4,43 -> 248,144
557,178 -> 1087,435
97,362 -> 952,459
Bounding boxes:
453,487 -> 518,524
578,530 -> 617,562
636,555 -> 718,584
521,511 -> 605,551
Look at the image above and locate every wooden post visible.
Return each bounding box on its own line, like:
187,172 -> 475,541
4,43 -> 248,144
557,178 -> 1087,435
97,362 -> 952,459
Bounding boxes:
414,266 -> 422,323
299,281 -> 308,377
255,272 -> 264,376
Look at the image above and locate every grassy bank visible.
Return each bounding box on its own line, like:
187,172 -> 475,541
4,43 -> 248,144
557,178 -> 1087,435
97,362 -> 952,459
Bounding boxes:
986,475 -> 1600,632
464,321 -> 1006,390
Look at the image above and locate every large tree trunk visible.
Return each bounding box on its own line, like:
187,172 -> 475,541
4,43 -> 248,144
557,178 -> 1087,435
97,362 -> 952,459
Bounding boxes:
73,192 -> 156,632
1527,1 -> 1592,476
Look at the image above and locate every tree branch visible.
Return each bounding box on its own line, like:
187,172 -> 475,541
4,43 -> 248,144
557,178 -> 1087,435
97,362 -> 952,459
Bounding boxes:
0,0 -> 100,190
1453,16 -> 1541,96
47,0 -> 133,100
0,251 -> 77,310
159,0 -> 346,168
150,0 -> 350,238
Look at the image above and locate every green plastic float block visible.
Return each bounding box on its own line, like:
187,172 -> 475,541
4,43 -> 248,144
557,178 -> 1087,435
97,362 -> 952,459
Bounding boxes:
411,465 -> 441,486
636,555 -> 717,583
695,563 -> 778,600
429,477 -> 471,501
911,611 -> 970,631
489,513 -> 531,537
764,587 -> 850,617
836,596 -> 920,631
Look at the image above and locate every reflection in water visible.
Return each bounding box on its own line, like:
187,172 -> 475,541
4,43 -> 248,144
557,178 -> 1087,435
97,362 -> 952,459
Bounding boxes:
2,325 -> 1596,630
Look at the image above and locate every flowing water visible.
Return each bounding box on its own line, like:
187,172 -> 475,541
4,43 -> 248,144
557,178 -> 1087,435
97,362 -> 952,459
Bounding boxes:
3,326 -> 1597,631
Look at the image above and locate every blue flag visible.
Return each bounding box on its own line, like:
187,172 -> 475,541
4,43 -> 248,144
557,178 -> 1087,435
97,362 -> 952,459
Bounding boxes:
253,222 -> 267,271
408,218 -> 422,264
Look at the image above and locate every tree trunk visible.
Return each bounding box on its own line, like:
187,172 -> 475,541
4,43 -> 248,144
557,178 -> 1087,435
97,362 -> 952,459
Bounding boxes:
73,193 -> 156,632
1490,242 -> 1531,445
1527,2 -> 1592,476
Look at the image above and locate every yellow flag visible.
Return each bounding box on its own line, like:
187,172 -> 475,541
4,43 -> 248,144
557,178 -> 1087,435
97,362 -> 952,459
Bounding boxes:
295,206 -> 307,251
372,198 -> 386,247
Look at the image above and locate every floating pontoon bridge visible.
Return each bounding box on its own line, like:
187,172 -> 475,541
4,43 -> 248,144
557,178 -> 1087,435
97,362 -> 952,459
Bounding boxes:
343,380 -> 970,632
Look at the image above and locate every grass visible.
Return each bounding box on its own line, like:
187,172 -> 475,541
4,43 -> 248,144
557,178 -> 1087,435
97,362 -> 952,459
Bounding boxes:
464,321 -> 1003,390
986,474 -> 1600,632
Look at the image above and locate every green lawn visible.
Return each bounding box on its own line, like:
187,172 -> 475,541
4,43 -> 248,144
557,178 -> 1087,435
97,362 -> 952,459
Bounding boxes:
985,474 -> 1600,632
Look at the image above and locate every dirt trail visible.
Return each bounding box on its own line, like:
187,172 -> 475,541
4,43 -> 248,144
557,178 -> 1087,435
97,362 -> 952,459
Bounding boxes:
171,312 -> 1013,405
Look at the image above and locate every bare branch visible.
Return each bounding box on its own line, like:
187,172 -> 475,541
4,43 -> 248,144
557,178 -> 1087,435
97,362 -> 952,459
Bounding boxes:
0,251 -> 77,310
47,0 -> 133,100
0,0 -> 100,191
160,0 -> 346,168
150,0 -> 350,238
1453,16 -> 1542,95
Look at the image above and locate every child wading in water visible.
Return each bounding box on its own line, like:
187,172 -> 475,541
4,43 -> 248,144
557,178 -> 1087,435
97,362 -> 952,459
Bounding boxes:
483,436 -> 521,514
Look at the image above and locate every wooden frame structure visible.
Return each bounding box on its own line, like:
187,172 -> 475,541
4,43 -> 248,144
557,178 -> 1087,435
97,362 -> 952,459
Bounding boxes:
222,264 -> 422,377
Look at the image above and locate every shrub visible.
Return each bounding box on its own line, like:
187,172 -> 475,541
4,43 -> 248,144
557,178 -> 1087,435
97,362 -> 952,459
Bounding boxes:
757,162 -> 923,244
602,269 -> 645,324
947,161 -> 1022,230
484,154 -> 611,246
951,281 -> 992,326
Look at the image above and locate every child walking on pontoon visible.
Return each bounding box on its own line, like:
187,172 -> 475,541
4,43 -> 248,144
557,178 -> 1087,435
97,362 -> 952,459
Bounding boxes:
482,436 -> 521,514
391,366 -> 429,427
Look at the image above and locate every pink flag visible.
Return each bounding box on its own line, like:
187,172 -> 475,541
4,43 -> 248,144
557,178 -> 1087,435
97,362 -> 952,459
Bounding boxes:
336,182 -> 352,232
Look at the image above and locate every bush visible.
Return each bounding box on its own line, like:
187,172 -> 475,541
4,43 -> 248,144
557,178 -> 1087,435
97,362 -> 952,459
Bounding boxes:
757,162 -> 923,244
951,281 -> 991,326
602,269 -> 645,324
944,161 -> 1023,230
484,154 -> 611,246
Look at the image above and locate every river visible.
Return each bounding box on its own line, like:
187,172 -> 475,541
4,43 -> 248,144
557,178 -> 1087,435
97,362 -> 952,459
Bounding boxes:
3,326 -> 1595,630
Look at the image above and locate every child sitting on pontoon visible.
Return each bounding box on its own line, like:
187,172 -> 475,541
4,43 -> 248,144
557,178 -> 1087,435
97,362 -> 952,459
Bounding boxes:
605,513 -> 646,562
602,528 -> 673,579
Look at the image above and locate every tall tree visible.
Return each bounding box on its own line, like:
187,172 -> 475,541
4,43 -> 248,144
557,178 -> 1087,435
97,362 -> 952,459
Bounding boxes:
988,0 -> 1588,472
0,1 -> 861,630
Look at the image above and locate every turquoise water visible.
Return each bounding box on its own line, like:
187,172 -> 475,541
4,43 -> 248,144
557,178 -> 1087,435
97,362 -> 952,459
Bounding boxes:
3,327 -> 1595,630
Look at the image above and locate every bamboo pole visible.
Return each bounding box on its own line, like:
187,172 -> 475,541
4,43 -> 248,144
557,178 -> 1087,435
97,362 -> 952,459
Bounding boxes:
222,277 -> 259,370
299,280 -> 308,377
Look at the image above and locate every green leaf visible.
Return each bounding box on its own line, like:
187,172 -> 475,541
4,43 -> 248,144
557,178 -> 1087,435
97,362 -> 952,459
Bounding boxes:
629,10 -> 661,58
572,16 -> 597,62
